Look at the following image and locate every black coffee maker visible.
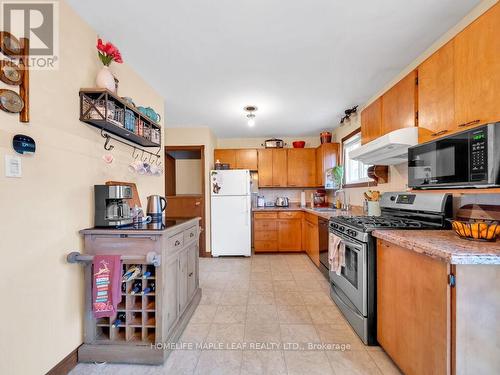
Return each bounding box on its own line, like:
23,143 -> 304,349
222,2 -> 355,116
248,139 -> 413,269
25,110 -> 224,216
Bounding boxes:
94,185 -> 133,227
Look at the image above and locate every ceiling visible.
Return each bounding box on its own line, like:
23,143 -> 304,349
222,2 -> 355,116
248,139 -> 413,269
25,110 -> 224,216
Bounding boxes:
67,0 -> 480,138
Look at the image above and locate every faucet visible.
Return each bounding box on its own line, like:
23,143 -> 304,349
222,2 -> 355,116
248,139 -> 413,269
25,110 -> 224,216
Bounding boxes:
334,189 -> 349,211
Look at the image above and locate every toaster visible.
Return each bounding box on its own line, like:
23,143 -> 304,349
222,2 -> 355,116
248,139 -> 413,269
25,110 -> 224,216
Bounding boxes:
275,197 -> 289,207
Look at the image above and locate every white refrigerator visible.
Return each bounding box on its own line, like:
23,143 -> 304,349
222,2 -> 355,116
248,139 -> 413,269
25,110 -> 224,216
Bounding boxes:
210,169 -> 252,257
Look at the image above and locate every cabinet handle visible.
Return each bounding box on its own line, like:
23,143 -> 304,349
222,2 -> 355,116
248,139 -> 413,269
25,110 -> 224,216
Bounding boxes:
175,240 -> 181,246
189,272 -> 193,277
458,119 -> 480,128
190,232 -> 194,237
431,130 -> 448,137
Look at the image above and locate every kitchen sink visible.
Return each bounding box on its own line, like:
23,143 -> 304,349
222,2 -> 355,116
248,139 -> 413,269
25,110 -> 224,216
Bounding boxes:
312,207 -> 337,212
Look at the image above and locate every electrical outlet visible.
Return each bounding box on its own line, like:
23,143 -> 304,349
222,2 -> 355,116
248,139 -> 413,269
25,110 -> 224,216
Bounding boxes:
5,155 -> 22,178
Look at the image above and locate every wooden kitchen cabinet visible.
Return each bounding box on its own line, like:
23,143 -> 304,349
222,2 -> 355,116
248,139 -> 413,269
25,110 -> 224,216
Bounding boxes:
303,213 -> 319,266
418,40 -> 456,143
316,143 -> 339,186
254,211 -> 303,252
214,149 -> 236,168
287,148 -> 317,187
257,149 -> 287,187
377,239 -> 451,375
381,70 -> 418,135
360,97 -> 383,144
214,149 -> 257,170
454,2 -> 500,130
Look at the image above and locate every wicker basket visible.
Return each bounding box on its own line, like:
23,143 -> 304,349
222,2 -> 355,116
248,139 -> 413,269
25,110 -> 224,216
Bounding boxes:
450,219 -> 499,242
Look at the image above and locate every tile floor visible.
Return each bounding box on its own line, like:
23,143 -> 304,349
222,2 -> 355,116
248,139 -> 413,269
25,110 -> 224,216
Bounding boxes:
71,253 -> 402,375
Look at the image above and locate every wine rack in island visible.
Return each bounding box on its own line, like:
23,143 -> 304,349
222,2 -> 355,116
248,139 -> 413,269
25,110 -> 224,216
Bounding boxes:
95,264 -> 157,344
74,218 -> 202,365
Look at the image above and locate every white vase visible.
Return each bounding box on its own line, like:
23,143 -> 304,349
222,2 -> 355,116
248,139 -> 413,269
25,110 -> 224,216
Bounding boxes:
96,66 -> 116,92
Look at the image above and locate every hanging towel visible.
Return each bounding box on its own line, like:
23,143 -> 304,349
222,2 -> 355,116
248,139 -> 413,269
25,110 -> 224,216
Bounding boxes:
328,232 -> 346,275
92,255 -> 122,318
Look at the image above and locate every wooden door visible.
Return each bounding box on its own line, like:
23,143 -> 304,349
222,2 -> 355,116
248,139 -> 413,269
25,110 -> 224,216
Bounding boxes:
381,70 -> 418,135
278,219 -> 302,251
257,149 -> 273,187
165,153 -> 176,196
418,40 -> 455,143
316,143 -> 339,186
377,239 -> 451,375
454,3 -> 500,129
187,244 -> 197,299
214,149 -> 236,168
287,148 -> 316,187
236,149 -> 258,170
361,97 -> 383,144
165,256 -> 179,334
166,196 -> 205,254
178,249 -> 188,313
272,149 -> 288,187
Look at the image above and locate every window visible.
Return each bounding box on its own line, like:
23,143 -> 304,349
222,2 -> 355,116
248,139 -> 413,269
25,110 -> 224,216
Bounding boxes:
342,130 -> 373,186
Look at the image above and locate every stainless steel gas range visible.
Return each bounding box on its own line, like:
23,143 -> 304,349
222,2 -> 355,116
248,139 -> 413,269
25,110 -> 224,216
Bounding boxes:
328,192 -> 452,345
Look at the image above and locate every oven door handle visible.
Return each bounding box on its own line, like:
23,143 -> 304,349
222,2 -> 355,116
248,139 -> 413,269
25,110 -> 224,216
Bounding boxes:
331,283 -> 364,320
329,232 -> 363,253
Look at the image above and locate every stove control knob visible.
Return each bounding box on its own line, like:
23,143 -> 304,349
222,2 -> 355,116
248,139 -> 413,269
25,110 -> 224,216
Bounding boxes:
339,226 -> 345,231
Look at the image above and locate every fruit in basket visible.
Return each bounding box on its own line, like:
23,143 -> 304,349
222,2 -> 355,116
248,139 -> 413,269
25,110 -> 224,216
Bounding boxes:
471,223 -> 480,239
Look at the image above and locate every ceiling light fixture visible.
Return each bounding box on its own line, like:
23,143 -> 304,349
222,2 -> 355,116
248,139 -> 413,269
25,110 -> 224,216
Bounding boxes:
244,106 -> 258,127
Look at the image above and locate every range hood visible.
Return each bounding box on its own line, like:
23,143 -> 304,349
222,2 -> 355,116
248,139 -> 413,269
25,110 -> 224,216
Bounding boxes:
350,127 -> 419,165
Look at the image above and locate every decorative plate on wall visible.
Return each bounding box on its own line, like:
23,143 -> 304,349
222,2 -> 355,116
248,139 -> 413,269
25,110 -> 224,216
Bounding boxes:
0,60 -> 23,85
0,89 -> 25,113
0,31 -> 22,57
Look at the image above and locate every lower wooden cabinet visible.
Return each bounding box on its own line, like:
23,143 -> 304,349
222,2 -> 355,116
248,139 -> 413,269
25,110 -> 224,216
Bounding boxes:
377,239 -> 451,375
254,211 -> 302,252
303,213 -> 319,266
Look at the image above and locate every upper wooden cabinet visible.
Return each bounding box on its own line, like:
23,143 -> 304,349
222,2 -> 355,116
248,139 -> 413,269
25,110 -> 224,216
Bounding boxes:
454,2 -> 500,129
257,149 -> 287,187
316,143 -> 339,186
361,97 -> 382,144
235,149 -> 258,170
418,40 -> 455,143
287,148 -> 317,187
214,149 -> 236,168
381,70 -> 418,135
214,149 -> 257,170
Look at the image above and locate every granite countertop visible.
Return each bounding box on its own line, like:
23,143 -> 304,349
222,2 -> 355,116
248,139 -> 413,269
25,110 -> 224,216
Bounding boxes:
252,203 -> 363,220
80,217 -> 200,235
373,229 -> 500,265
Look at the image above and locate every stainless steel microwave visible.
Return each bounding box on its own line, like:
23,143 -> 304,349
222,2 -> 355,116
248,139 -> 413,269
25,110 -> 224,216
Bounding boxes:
408,122 -> 500,189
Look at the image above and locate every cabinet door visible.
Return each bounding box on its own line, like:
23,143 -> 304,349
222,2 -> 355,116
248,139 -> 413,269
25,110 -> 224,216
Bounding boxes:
418,40 -> 455,143
454,3 -> 500,128
381,71 -> 417,135
306,222 -> 320,266
178,249 -> 188,313
214,149 -> 236,168
272,149 -> 288,187
235,149 -> 258,170
377,239 -> 450,375
257,149 -> 273,187
278,219 -> 302,251
187,244 -> 197,299
316,143 -> 339,186
165,256 -> 179,334
287,149 -> 316,187
361,97 -> 382,144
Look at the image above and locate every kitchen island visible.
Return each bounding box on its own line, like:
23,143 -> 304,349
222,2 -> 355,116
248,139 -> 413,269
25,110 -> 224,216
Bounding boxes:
373,229 -> 500,375
76,217 -> 201,365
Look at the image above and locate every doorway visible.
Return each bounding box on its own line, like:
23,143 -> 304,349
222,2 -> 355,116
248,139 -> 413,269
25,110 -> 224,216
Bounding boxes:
165,145 -> 207,256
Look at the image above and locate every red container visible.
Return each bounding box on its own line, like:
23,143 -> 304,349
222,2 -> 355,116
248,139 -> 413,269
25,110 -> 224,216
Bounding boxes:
320,131 -> 332,144
292,141 -> 306,148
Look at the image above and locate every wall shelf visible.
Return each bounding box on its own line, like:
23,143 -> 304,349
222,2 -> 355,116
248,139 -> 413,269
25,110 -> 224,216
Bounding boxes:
79,88 -> 161,148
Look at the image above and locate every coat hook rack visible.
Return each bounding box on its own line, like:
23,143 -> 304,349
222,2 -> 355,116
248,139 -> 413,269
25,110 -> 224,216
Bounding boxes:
99,128 -> 161,162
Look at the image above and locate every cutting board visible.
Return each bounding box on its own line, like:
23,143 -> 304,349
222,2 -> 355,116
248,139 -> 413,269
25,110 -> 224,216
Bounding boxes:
105,181 -> 142,208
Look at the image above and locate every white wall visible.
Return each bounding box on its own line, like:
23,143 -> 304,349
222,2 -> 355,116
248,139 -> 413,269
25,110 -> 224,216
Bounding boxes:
0,1 -> 164,374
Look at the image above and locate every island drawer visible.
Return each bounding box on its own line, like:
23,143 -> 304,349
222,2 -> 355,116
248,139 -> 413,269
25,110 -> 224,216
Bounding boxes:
183,225 -> 198,244
167,231 -> 184,251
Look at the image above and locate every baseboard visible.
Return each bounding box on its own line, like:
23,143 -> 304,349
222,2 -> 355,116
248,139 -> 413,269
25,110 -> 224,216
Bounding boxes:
46,346 -> 80,375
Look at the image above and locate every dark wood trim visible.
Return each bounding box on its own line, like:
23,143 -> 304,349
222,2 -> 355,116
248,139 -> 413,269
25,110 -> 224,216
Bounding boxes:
165,145 -> 207,257
46,346 -> 80,375
343,181 -> 377,189
341,127 -> 362,144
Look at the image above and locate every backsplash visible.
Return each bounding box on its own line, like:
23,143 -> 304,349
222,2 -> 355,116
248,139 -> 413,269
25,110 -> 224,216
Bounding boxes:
257,188 -> 318,204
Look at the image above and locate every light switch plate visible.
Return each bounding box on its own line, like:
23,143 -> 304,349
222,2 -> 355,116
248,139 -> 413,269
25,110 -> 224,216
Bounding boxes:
5,155 -> 22,178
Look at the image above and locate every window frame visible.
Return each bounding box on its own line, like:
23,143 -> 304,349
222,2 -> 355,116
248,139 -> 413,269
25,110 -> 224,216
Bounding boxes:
340,128 -> 377,189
